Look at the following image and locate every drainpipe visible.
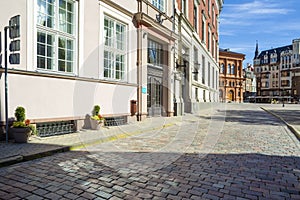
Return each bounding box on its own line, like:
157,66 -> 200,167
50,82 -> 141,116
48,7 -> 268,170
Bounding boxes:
4,26 -> 9,143
172,0 -> 175,32
136,0 -> 142,121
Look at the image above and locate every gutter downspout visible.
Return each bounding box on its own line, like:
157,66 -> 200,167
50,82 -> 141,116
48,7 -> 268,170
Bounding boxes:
4,27 -> 9,143
137,0 -> 142,121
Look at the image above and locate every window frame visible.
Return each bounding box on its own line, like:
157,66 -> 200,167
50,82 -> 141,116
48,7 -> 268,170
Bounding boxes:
148,39 -> 164,67
193,5 -> 198,32
231,64 -> 235,75
151,0 -> 165,12
35,0 -> 78,74
103,15 -> 127,81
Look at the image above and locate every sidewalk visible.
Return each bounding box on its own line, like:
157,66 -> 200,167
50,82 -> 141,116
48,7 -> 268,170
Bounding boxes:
261,104 -> 300,140
0,116 -> 185,167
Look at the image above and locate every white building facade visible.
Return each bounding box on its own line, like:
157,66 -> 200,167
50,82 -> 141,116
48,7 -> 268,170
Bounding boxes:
0,0 -> 139,135
0,0 -> 223,137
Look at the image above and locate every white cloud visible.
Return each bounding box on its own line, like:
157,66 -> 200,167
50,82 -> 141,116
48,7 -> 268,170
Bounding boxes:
220,0 -> 293,26
229,1 -> 291,15
219,31 -> 236,36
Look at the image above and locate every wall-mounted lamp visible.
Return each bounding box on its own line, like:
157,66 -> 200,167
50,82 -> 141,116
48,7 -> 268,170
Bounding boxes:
176,60 -> 187,69
156,12 -> 171,24
192,70 -> 198,74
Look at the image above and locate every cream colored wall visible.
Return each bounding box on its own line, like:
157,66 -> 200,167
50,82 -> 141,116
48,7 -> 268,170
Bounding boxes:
112,0 -> 136,13
0,0 -> 27,70
80,0 -> 101,79
1,0 -> 138,123
5,74 -> 136,120
0,0 -> 27,122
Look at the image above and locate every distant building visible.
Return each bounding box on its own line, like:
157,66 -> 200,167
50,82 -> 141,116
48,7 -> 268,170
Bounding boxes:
253,39 -> 300,103
243,64 -> 257,102
175,0 -> 223,114
219,49 -> 245,103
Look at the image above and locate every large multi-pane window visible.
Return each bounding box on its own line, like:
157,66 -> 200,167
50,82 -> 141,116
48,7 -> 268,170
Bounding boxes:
193,48 -> 198,81
148,39 -> 163,66
231,64 -> 235,74
104,16 -> 126,80
36,0 -> 76,73
208,62 -> 211,86
220,63 -> 224,74
201,17 -> 205,43
227,64 -> 231,74
151,0 -> 164,11
202,55 -> 205,84
182,0 -> 187,15
212,4 -> 215,26
193,5 -> 198,32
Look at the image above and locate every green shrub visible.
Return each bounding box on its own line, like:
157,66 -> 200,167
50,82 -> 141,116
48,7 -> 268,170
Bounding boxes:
28,124 -> 37,135
12,121 -> 27,128
15,106 -> 26,122
92,105 -> 101,116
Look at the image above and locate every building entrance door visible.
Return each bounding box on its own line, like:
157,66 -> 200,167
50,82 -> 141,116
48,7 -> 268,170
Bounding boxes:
147,76 -> 162,116
228,90 -> 234,101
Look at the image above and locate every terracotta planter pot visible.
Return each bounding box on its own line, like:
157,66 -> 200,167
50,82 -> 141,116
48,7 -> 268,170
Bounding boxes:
11,127 -> 31,143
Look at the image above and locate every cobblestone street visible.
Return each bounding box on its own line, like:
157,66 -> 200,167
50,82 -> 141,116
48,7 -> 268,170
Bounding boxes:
0,104 -> 299,200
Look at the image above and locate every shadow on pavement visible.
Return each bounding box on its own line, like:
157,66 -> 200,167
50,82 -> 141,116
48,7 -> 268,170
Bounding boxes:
0,142 -> 69,167
200,109 -> 283,126
268,109 -> 300,126
0,151 -> 299,199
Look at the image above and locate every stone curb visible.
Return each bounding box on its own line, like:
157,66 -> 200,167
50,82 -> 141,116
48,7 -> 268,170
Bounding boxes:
0,122 -> 176,168
0,147 -> 70,168
261,107 -> 300,141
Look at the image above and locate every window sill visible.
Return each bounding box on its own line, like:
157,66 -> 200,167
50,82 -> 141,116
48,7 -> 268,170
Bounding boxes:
35,69 -> 77,77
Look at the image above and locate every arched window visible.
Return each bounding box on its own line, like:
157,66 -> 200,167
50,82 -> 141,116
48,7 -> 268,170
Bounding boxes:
220,63 -> 224,73
231,64 -> 235,74
227,64 -> 231,74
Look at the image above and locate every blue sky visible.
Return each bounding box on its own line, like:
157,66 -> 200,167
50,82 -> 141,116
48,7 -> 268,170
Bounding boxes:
219,0 -> 300,67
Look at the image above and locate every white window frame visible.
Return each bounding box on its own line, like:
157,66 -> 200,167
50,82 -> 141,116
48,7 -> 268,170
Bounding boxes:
151,0 -> 165,12
35,0 -> 78,74
148,39 -> 164,67
182,0 -> 187,15
103,15 -> 127,81
202,14 -> 206,44
193,5 -> 198,32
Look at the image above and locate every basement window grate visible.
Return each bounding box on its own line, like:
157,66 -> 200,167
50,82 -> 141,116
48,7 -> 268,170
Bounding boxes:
36,121 -> 75,137
104,116 -> 127,126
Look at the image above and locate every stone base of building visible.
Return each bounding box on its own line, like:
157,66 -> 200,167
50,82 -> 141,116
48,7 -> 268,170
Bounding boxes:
174,102 -> 184,116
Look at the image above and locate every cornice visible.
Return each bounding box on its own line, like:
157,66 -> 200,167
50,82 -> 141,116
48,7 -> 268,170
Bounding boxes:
0,68 -> 138,87
133,12 -> 178,41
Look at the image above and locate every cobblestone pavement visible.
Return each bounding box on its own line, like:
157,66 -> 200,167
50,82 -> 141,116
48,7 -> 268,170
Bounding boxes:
260,104 -> 300,134
0,104 -> 300,200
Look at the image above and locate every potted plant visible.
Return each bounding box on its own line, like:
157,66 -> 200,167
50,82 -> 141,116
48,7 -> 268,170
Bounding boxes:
90,105 -> 105,130
11,106 -> 32,143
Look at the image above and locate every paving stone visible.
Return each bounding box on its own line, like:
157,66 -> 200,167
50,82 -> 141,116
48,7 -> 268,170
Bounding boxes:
32,188 -> 49,196
63,193 -> 80,199
0,104 -> 300,200
15,190 -> 31,198
95,191 -> 112,199
25,194 -> 44,200
44,192 -> 61,200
